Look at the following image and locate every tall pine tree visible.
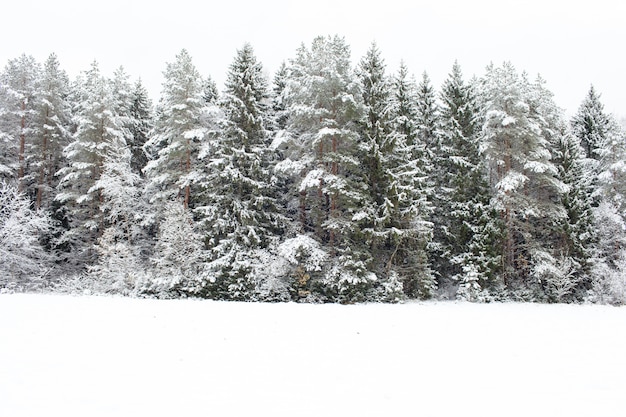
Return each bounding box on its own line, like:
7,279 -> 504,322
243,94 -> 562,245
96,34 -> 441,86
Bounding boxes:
198,43 -> 284,300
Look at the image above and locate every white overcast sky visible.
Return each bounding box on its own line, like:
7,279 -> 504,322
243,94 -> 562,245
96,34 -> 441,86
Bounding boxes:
2,0 -> 625,118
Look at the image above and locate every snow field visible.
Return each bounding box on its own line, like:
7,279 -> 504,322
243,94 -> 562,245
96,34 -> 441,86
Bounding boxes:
1,294 -> 625,416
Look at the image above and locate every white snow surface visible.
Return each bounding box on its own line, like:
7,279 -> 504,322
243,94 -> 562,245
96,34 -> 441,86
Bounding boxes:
1,294 -> 625,417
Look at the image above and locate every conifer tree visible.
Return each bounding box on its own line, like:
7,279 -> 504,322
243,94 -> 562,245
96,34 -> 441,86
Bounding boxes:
283,35 -> 374,301
571,86 -> 611,160
128,79 -> 152,175
551,128 -> 595,299
380,61 -> 435,298
32,54 -> 71,210
0,181 -> 51,289
197,44 -> 284,300
438,62 -> 494,297
144,49 -> 207,209
56,62 -> 127,265
479,63 -> 565,295
414,71 -> 444,292
272,62 -> 289,131
0,54 -> 41,189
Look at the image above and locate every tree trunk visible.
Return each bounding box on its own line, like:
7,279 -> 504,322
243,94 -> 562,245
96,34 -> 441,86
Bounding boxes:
36,108 -> 50,210
184,139 -> 191,209
18,100 -> 26,191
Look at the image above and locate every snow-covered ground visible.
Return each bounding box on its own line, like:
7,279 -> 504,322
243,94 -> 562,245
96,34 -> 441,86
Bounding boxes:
1,294 -> 624,417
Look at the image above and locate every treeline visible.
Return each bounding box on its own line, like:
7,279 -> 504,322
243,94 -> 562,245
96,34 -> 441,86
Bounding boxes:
1,35 -> 625,304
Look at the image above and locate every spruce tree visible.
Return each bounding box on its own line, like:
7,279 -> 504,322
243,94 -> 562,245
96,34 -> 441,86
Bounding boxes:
272,62 -> 289,131
56,62 -> 127,266
414,71 -> 442,293
283,35 -> 373,301
551,128 -> 595,300
0,54 -> 41,189
128,79 -> 152,176
198,43 -> 284,300
571,86 -> 611,160
385,62 -> 435,299
32,54 -> 71,210
479,63 -> 565,296
438,62 -> 494,298
144,49 -> 207,210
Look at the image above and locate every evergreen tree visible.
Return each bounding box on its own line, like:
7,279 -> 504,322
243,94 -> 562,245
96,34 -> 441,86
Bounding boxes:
88,134 -> 146,294
128,79 -> 152,175
31,54 -> 71,210
147,202 -> 206,297
56,61 -> 127,266
438,62 -> 495,297
0,181 -> 51,289
198,43 -> 284,300
383,62 -> 435,298
144,49 -> 207,210
479,62 -> 565,296
283,35 -> 374,301
272,61 -> 289,130
551,128 -> 595,300
571,85 -> 611,160
415,71 -> 443,292
0,54 -> 41,189
203,75 -> 219,104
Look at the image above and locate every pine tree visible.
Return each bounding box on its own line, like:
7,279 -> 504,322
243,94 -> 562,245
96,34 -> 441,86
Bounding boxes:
198,43 -> 284,300
147,201 -> 206,297
479,63 -> 565,296
31,54 -> 71,210
438,62 -> 494,297
551,128 -> 595,299
414,71 -> 443,293
144,49 -> 207,210
0,181 -> 51,289
88,135 -> 145,294
128,79 -> 152,175
283,35 -> 374,301
0,54 -> 41,189
203,75 -> 219,104
387,62 -> 434,298
571,85 -> 611,160
272,61 -> 289,130
56,61 -> 127,266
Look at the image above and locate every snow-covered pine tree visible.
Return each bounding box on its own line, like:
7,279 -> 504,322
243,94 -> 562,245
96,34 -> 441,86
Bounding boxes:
0,181 -> 51,290
56,61 -> 127,266
283,35 -> 373,302
147,201 -> 206,298
387,62 -> 434,299
197,43 -> 284,300
203,75 -> 219,104
0,54 -> 41,190
414,71 -> 442,295
355,42 -> 392,277
88,132 -> 145,294
438,62 -> 494,298
272,61 -> 289,131
550,128 -> 595,300
31,53 -> 71,210
144,49 -> 208,210
571,85 -> 612,160
479,63 -> 565,297
128,79 -> 152,176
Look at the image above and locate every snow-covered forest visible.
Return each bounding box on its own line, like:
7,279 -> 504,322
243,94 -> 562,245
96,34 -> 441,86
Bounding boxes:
2,35 -> 625,304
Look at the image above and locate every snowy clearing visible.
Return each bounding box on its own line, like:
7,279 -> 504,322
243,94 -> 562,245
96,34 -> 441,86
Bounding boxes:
1,294 -> 625,417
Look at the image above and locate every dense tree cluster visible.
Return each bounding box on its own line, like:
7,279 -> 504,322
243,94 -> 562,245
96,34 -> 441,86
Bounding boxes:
1,36 -> 625,304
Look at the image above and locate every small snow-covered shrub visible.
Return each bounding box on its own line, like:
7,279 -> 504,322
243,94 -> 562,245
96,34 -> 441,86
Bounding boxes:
532,251 -> 581,303
589,255 -> 626,306
456,263 -> 483,302
0,181 -> 52,290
